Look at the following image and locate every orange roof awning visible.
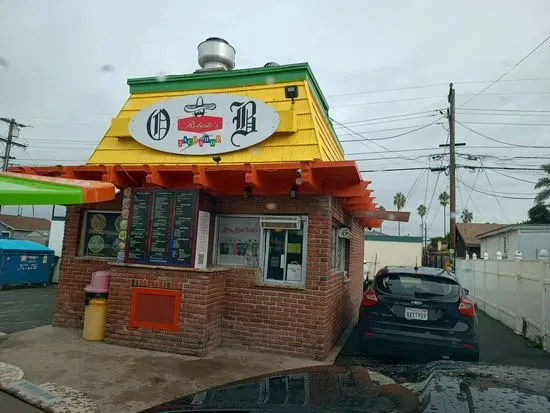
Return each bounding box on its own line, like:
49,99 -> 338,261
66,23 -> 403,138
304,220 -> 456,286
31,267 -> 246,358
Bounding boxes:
10,161 -> 405,228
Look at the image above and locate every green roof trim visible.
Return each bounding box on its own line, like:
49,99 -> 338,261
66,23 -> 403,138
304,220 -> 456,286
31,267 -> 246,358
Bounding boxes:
365,234 -> 424,243
127,63 -> 344,153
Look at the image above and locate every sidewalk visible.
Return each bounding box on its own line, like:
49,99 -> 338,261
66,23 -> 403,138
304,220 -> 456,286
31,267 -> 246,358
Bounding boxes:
0,326 -> 325,412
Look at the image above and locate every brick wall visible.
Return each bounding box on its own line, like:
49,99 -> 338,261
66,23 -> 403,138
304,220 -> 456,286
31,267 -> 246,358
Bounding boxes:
53,193 -> 365,360
322,198 -> 365,354
104,265 -> 226,357
54,196 -> 122,327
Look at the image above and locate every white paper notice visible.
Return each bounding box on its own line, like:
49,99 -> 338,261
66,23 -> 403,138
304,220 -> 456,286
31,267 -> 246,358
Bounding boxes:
194,211 -> 210,269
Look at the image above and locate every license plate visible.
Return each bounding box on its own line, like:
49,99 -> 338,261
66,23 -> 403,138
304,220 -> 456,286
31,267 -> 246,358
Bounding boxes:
405,307 -> 428,321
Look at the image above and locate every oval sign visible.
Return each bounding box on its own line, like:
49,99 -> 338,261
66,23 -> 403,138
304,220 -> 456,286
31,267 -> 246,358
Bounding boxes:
128,94 -> 280,155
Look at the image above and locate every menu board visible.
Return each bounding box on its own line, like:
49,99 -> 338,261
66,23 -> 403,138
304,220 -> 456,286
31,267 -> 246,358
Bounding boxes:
171,191 -> 196,265
125,189 -> 199,266
149,191 -> 173,262
127,191 -> 153,260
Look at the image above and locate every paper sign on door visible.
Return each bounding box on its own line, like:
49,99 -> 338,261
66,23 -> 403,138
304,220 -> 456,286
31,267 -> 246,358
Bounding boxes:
286,262 -> 302,282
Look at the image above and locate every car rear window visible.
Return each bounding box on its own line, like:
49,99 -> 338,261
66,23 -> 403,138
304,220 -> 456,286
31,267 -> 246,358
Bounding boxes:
375,273 -> 460,298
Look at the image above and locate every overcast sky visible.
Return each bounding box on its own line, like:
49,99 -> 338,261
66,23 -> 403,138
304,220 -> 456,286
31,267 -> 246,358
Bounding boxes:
1,0 -> 549,238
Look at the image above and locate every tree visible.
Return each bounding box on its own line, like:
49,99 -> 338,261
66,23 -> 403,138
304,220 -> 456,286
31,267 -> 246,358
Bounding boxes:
417,204 -> 427,252
535,164 -> 550,204
439,191 -> 450,236
528,203 -> 550,224
393,193 -> 406,236
461,209 -> 473,224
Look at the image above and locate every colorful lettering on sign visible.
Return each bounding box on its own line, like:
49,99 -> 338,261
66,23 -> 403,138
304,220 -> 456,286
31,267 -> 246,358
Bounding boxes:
178,135 -> 222,149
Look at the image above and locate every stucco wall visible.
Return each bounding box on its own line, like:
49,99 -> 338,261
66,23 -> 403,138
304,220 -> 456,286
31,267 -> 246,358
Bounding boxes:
364,239 -> 423,277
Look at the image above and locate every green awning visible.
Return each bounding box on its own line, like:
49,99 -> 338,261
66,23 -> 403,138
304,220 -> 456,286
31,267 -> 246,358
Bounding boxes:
0,172 -> 117,205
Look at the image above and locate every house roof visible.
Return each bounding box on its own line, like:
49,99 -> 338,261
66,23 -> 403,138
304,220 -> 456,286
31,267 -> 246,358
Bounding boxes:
0,214 -> 51,231
477,224 -> 550,240
456,223 -> 504,246
364,234 -> 423,243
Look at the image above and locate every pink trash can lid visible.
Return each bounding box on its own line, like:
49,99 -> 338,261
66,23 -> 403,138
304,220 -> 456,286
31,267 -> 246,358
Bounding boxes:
84,271 -> 111,293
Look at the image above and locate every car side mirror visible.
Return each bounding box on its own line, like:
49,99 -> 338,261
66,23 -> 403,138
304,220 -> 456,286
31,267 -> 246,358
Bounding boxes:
464,288 -> 469,296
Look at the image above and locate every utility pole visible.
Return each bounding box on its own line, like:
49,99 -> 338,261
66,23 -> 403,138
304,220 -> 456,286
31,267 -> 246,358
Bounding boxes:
1,118 -> 28,171
0,118 -> 28,213
447,84 -> 457,252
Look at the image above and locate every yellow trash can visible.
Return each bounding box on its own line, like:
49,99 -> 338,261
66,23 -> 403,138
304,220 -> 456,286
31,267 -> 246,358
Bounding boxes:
82,297 -> 108,341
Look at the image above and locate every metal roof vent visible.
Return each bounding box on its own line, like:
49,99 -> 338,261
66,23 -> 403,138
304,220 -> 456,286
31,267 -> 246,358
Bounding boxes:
264,62 -> 279,67
197,37 -> 235,72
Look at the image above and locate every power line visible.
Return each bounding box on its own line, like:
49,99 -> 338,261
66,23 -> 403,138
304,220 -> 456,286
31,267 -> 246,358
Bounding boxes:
344,145 -> 546,156
458,176 -> 535,201
490,169 -> 538,184
331,117 -> 421,161
457,111 -> 550,117
458,32 -> 550,108
336,109 -> 442,125
457,121 -> 550,148
338,116 -> 445,143
457,169 -> 485,221
458,108 -> 550,113
325,77 -> 550,98
336,122 -> 445,137
460,121 -> 550,127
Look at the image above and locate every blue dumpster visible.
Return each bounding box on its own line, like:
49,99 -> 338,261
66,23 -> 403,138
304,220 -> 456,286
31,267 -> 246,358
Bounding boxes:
0,239 -> 54,287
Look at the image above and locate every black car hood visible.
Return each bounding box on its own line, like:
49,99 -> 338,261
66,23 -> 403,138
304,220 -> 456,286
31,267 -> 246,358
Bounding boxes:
140,361 -> 550,413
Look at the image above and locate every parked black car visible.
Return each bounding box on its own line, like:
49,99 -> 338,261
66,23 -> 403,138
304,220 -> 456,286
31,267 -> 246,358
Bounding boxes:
140,363 -> 550,412
359,266 -> 479,362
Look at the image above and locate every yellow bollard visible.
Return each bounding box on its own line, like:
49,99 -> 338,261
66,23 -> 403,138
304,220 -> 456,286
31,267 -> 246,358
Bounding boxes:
82,298 -> 108,341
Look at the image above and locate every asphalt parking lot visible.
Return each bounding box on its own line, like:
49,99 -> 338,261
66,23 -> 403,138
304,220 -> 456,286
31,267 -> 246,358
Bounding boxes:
0,286 -> 56,334
336,310 -> 550,369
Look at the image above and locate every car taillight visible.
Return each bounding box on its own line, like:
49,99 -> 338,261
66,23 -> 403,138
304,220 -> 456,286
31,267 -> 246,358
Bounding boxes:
362,288 -> 378,307
458,296 -> 475,316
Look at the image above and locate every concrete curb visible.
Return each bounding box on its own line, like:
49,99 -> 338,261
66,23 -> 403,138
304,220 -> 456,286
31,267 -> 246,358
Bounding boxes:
0,361 -> 99,413
324,320 -> 357,364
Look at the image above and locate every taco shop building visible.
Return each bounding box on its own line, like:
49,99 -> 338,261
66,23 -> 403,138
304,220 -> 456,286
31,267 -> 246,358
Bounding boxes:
11,39 -> 400,359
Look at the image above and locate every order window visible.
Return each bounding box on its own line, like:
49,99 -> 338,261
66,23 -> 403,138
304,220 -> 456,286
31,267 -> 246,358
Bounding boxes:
261,216 -> 307,284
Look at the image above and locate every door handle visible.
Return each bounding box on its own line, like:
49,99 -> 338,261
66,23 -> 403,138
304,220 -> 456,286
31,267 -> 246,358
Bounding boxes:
280,254 -> 285,269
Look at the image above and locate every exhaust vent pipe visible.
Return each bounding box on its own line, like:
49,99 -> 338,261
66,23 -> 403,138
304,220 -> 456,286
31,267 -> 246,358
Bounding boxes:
197,37 -> 235,72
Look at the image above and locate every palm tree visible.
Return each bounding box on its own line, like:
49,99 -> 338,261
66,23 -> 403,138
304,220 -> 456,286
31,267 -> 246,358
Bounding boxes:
417,204 -> 427,251
461,209 -> 473,224
535,164 -> 550,204
439,191 -> 450,237
393,192 -> 406,236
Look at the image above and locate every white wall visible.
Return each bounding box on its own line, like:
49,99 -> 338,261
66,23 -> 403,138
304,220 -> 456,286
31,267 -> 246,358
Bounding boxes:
481,229 -> 550,260
481,230 -> 519,260
456,258 -> 550,353
48,221 -> 65,257
364,240 -> 422,277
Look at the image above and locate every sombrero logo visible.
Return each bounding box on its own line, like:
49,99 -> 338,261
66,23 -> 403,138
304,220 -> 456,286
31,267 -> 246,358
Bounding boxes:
146,109 -> 170,140
177,96 -> 223,133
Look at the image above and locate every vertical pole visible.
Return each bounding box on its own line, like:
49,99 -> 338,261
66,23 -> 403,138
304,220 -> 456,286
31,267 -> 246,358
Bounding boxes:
448,83 -> 457,251
2,118 -> 15,171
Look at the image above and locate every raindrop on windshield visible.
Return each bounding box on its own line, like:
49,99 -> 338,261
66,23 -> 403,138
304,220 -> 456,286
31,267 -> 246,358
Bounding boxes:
0,57 -> 9,69
388,213 -> 396,220
156,72 -> 168,82
266,75 -> 275,84
100,64 -> 115,73
265,203 -> 277,210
